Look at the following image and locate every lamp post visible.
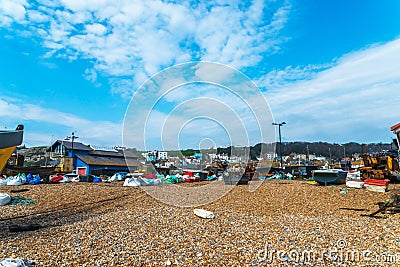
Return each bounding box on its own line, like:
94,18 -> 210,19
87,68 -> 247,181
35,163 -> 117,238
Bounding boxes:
329,147 -> 332,168
67,132 -> 79,156
342,144 -> 346,159
67,132 -> 79,169
272,122 -> 286,167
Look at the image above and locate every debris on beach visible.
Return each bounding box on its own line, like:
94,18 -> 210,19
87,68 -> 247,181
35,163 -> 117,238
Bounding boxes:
193,208 -> 215,219
9,195 -> 35,206
0,258 -> 35,267
340,189 -> 348,195
0,193 -> 11,206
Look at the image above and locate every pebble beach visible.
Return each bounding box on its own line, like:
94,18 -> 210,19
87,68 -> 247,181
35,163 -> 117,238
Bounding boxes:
1,181 -> 399,266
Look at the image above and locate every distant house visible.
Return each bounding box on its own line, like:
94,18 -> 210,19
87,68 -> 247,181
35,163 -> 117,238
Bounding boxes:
142,150 -> 168,161
48,140 -> 139,175
264,152 -> 277,160
158,151 -> 168,160
193,151 -> 202,160
208,153 -> 229,161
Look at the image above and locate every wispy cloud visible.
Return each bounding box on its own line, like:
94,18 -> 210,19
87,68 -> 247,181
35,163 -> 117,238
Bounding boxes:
39,61 -> 58,69
0,98 -> 122,147
0,0 -> 28,26
257,63 -> 333,90
1,0 -> 292,98
122,62 -> 275,150
262,38 -> 400,143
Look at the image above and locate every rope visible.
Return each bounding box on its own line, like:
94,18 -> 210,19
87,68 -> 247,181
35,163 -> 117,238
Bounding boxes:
9,195 -> 35,206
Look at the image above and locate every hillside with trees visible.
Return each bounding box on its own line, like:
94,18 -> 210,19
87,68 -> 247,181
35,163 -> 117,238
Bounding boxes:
216,141 -> 395,160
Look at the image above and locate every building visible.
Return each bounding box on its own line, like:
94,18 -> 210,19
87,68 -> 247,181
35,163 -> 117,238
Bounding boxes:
50,140 -> 92,160
158,151 -> 168,160
48,140 -> 92,172
75,150 -> 139,176
208,153 -> 229,162
193,151 -> 202,160
264,152 -> 277,160
142,150 -> 168,161
48,140 -> 139,175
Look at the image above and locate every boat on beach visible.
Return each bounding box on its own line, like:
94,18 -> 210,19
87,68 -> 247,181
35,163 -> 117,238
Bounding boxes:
0,125 -> 24,173
312,169 -> 347,186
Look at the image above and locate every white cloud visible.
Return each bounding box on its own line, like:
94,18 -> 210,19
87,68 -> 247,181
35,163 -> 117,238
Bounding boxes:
262,38 -> 400,143
0,0 -> 28,26
59,0 -> 109,12
1,0 -> 290,148
0,98 -> 20,117
194,63 -> 238,85
122,62 -> 275,150
85,23 -> 107,35
195,0 -> 291,67
83,68 -> 97,82
1,0 -> 291,97
257,63 -> 333,90
0,97 -> 122,147
27,9 -> 48,23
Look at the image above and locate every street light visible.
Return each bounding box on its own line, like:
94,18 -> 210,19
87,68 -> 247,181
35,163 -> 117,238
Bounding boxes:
71,132 -> 78,157
272,122 -> 286,167
341,144 -> 346,159
329,147 -> 332,168
66,132 -> 79,166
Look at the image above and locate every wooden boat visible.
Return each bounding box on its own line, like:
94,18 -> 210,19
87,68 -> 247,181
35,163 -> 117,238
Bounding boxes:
0,125 -> 24,173
312,169 -> 347,186
223,166 -> 249,185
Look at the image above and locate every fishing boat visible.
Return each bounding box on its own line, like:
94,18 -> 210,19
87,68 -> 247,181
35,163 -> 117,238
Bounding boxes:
223,165 -> 249,185
0,125 -> 24,173
312,169 -> 347,186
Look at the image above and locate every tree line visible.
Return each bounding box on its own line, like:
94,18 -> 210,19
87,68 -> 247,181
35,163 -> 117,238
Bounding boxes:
216,141 -> 396,160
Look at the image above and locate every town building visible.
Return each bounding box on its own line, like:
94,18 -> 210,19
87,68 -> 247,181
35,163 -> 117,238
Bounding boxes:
48,140 -> 139,175
142,150 -> 168,161
208,153 -> 229,162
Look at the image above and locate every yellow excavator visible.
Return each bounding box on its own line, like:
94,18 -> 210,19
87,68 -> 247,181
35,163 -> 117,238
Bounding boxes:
359,123 -> 400,181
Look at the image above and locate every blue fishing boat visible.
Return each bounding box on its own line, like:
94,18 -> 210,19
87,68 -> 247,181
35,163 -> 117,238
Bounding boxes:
312,169 -> 347,186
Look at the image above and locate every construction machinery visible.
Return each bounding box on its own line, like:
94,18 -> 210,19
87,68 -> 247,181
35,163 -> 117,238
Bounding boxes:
359,124 -> 400,182
392,122 -> 400,159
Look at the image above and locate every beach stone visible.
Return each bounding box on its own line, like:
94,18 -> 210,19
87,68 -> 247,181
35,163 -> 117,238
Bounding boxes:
0,181 -> 399,266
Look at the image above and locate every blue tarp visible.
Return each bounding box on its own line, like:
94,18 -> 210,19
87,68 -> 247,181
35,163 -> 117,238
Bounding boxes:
92,176 -> 102,183
27,174 -> 41,185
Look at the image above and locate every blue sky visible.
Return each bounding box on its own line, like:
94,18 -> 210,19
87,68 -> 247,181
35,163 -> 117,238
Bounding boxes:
0,0 -> 399,149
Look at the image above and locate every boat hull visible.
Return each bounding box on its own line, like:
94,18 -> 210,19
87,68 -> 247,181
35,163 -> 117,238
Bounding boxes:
0,126 -> 24,173
0,129 -> 23,149
223,173 -> 249,185
313,169 -> 347,186
0,146 -> 17,172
